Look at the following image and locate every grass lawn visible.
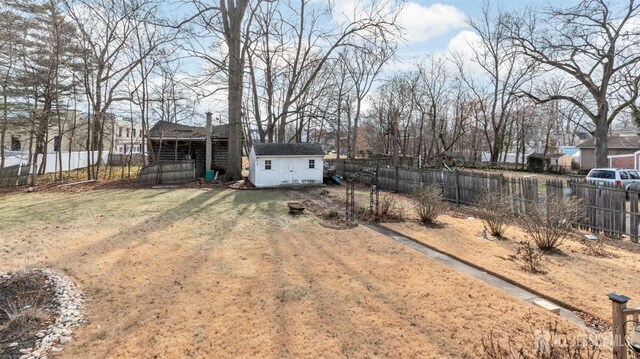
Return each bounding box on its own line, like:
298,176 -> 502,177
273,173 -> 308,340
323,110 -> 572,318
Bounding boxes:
0,187 -> 584,358
322,185 -> 640,325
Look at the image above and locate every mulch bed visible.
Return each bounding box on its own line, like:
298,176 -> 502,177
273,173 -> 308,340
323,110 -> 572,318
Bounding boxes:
288,190 -> 357,230
573,311 -> 611,333
0,272 -> 57,359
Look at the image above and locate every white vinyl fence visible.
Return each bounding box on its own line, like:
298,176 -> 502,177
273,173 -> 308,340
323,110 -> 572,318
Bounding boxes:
3,151 -> 110,174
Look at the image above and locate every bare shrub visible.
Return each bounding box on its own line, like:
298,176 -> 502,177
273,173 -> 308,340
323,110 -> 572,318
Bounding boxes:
324,210 -> 339,219
516,241 -> 546,274
377,193 -> 404,222
412,185 -> 445,224
582,239 -> 611,258
475,189 -> 512,239
518,196 -> 582,252
479,322 -> 602,359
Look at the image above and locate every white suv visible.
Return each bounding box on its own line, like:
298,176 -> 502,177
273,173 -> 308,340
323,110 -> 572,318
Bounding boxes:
584,168 -> 640,193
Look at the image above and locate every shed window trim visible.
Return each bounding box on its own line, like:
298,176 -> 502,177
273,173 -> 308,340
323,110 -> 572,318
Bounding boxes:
265,160 -> 272,170
309,159 -> 315,169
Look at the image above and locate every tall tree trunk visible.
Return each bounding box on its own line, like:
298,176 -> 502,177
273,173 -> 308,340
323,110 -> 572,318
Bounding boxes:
226,14 -> 244,179
594,119 -> 609,168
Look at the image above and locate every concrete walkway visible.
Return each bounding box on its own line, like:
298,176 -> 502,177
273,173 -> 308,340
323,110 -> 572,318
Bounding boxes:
363,222 -> 588,329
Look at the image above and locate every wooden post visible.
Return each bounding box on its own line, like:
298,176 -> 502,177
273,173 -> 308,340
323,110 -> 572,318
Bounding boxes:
631,191 -> 639,243
395,166 -> 399,193
609,293 -> 630,359
454,170 -> 460,205
205,112 -> 212,172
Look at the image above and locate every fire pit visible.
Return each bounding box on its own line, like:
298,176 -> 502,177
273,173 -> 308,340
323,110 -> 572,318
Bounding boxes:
288,202 -> 305,214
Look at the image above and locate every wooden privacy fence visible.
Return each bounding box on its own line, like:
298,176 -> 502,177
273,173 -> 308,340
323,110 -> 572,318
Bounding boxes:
334,160 -> 538,209
137,161 -> 195,184
569,180 -> 633,241
331,159 -> 640,243
0,164 -> 31,188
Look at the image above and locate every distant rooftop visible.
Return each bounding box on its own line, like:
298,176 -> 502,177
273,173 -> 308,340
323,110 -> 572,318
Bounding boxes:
576,136 -> 640,149
148,121 -> 228,140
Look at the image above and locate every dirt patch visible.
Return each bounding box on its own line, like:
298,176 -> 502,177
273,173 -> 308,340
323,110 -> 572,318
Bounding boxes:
0,272 -> 56,358
227,179 -> 256,190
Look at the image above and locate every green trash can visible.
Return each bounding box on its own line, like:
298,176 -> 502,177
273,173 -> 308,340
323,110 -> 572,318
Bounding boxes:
205,170 -> 216,181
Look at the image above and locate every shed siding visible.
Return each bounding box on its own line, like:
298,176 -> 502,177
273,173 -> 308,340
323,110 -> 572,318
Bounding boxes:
249,155 -> 323,188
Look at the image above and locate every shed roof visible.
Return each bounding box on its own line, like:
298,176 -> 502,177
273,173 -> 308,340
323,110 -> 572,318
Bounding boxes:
527,153 -> 570,160
253,143 -> 325,156
148,120 -> 229,140
576,136 -> 640,150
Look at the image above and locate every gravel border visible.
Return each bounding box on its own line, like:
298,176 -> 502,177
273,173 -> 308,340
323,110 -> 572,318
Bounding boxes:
1,269 -> 84,359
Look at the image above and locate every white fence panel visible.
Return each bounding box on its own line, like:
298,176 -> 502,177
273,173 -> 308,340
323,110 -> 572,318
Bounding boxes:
3,151 -> 110,174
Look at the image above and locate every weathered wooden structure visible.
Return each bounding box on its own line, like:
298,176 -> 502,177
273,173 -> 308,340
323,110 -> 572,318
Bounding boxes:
0,164 -> 30,187
148,118 -> 232,177
137,161 -> 195,184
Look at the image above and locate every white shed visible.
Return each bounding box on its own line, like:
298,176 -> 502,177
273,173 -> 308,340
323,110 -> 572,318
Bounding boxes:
249,143 -> 325,188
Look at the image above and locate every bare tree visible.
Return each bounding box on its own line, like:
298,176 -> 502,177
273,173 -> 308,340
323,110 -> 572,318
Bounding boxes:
0,9 -> 23,168
63,0 -> 173,179
344,43 -> 395,158
506,0 -> 640,167
176,0 -> 257,180
455,4 -> 536,165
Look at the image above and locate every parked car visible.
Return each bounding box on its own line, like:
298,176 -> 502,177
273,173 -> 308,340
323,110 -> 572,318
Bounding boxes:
584,168 -> 640,194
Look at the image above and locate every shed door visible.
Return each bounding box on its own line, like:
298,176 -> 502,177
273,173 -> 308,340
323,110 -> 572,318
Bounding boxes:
280,158 -> 302,185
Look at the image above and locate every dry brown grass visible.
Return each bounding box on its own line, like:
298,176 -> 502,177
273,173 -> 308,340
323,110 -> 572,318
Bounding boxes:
381,214 -> 640,322
480,321 -> 603,359
0,188 -> 585,358
317,185 -> 639,323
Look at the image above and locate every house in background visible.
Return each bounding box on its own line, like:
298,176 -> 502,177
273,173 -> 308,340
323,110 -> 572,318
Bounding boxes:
148,118 -> 231,176
526,153 -> 572,173
113,119 -> 146,155
249,143 -> 325,188
576,135 -> 640,170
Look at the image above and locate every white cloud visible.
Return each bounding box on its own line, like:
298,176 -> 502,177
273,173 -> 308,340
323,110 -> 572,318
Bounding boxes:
446,30 -> 480,56
397,3 -> 467,44
328,1 -> 467,45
